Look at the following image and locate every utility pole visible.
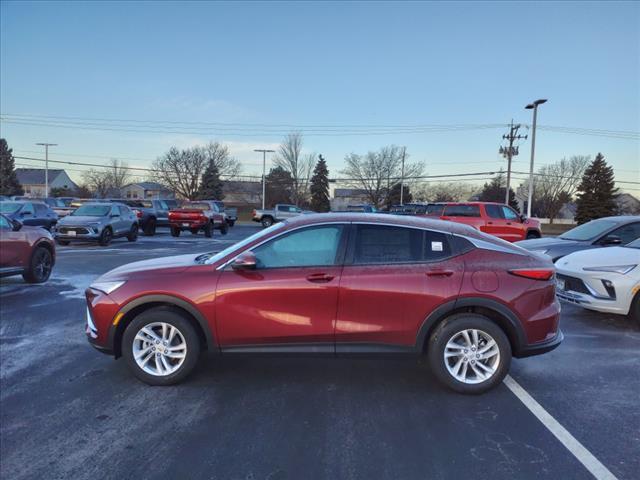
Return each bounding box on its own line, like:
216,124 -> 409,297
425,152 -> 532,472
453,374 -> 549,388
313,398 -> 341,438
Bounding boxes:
35,143 -> 57,198
525,99 -> 548,217
498,121 -> 526,205
254,149 -> 275,210
399,147 -> 406,206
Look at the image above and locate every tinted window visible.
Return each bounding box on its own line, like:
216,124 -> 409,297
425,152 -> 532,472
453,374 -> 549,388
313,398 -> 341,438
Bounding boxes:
425,204 -> 444,216
560,219 -> 617,241
0,215 -> 10,229
444,205 -> 480,217
424,230 -> 452,260
34,203 -> 49,215
185,202 -> 210,211
502,206 -> 519,220
609,222 -> 640,244
253,225 -> 343,269
485,204 -> 503,219
21,203 -> 35,215
353,225 -> 450,263
73,205 -> 111,216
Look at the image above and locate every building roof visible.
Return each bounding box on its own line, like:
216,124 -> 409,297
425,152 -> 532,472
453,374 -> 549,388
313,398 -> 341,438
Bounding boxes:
333,188 -> 368,197
15,168 -> 67,185
124,181 -> 171,191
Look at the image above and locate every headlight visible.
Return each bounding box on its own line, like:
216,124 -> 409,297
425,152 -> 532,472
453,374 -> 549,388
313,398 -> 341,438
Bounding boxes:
583,265 -> 637,275
90,280 -> 126,294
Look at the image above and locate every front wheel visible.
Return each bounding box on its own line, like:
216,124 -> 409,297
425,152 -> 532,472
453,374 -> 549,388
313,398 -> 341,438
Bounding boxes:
227,220 -> 235,228
98,227 -> 113,246
526,231 -> 541,240
127,225 -> 138,242
22,246 -> 53,283
170,227 -> 181,237
428,314 -> 511,394
203,222 -> 213,238
220,222 -> 229,235
143,218 -> 157,236
122,308 -> 201,386
261,216 -> 274,228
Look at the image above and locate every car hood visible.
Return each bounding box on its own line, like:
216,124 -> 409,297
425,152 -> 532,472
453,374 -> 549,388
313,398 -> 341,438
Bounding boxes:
60,215 -> 106,225
556,246 -> 640,271
516,237 -> 579,250
99,253 -> 198,279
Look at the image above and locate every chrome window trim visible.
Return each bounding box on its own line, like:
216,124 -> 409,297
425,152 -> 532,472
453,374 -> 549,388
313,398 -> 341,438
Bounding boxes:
461,236 -> 528,256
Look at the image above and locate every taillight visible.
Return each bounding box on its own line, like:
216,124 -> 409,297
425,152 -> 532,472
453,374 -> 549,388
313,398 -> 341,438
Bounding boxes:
134,209 -> 142,218
252,209 -> 257,217
199,214 -> 207,221
508,268 -> 555,281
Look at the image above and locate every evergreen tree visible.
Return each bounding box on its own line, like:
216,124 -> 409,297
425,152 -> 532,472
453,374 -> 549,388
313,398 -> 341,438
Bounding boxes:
386,182 -> 412,208
265,166 -> 294,207
0,138 -> 23,196
575,153 -> 618,224
197,161 -> 224,200
309,155 -> 331,212
479,171 -> 519,212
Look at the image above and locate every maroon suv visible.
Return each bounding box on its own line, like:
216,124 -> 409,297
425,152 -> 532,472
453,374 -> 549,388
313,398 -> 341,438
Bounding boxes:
0,214 -> 56,283
85,213 -> 562,394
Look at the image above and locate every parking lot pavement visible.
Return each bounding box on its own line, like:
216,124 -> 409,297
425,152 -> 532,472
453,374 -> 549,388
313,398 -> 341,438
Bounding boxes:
1,224 -> 638,480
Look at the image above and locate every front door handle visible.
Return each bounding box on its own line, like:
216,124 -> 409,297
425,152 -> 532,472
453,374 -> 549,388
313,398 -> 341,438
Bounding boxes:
306,273 -> 334,283
426,270 -> 454,277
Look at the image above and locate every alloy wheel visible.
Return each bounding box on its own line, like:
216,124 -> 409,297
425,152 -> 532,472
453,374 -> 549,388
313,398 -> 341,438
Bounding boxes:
443,329 -> 500,384
132,322 -> 187,376
34,249 -> 52,281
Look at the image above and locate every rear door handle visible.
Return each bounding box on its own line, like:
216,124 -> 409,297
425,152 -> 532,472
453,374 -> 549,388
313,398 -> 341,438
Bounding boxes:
487,221 -> 493,225
426,270 -> 454,277
306,273 -> 334,283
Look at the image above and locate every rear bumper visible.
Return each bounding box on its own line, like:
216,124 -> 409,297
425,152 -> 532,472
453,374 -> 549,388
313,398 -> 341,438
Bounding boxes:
515,329 -> 563,358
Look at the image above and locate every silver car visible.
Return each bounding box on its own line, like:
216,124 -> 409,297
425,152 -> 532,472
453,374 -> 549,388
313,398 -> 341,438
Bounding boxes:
54,202 -> 138,246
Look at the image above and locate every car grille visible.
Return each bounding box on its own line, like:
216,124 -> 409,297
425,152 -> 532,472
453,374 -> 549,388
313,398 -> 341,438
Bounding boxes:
556,274 -> 590,294
59,227 -> 90,235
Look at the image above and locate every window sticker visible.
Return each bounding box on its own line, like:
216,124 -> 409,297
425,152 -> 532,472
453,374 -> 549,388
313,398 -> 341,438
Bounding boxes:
431,241 -> 443,252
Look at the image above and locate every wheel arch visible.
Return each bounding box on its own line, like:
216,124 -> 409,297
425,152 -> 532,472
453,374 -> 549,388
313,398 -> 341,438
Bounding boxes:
416,297 -> 527,356
525,228 -> 541,239
109,295 -> 216,358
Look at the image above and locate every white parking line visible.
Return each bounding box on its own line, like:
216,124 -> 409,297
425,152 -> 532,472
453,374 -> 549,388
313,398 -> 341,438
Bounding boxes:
504,375 -> 617,480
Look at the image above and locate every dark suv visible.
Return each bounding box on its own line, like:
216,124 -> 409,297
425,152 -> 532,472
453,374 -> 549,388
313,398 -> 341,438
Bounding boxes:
0,201 -> 58,231
118,199 -> 175,236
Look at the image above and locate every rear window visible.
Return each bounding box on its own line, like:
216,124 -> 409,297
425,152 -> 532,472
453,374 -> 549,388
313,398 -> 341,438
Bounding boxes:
425,204 -> 444,216
185,202 -> 210,211
443,205 -> 480,217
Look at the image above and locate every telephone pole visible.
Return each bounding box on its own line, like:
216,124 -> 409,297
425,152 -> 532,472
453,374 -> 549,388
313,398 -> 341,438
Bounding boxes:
399,147 -> 406,206
498,121 -> 526,205
35,143 -> 58,198
254,149 -> 275,210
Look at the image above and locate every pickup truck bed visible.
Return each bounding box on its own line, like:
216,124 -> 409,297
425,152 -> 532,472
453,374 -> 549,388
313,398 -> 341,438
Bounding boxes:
168,202 -> 228,238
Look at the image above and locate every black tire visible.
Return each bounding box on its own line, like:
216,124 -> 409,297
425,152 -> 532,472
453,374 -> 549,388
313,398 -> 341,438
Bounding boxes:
190,228 -> 199,235
122,307 -> 201,386
629,293 -> 640,327
143,218 -> 157,236
127,224 -> 138,242
22,246 -> 53,283
261,216 -> 274,228
526,230 -> 541,240
219,222 -> 229,235
170,226 -> 181,237
98,227 -> 113,246
56,239 -> 70,246
427,313 -> 511,394
227,220 -> 235,228
204,222 -> 213,238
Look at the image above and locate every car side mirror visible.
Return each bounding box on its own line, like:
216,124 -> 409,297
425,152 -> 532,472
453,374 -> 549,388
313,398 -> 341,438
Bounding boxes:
111,213 -> 120,218
519,214 -> 527,223
602,235 -> 622,245
11,219 -> 22,231
231,251 -> 257,270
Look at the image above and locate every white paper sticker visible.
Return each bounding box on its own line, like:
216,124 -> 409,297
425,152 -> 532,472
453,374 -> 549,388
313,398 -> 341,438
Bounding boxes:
431,241 -> 443,252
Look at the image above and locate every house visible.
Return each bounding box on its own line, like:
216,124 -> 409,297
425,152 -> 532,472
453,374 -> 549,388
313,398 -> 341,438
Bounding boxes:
15,168 -> 79,197
616,193 -> 640,215
330,188 -> 370,211
121,182 -> 174,199
222,180 -> 262,206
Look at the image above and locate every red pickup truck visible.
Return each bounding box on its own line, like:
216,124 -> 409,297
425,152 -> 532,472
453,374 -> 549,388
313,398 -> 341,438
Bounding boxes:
168,201 -> 228,238
425,202 -> 542,242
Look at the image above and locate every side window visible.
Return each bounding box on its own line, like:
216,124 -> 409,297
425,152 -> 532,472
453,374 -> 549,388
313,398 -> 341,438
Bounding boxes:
22,203 -> 35,215
424,230 -> 452,260
485,204 -> 503,219
502,206 -> 519,220
277,205 -> 287,212
354,225 -> 423,264
610,222 -> 640,244
443,205 -> 480,217
34,203 -> 48,215
0,215 -> 10,229
119,206 -> 131,216
252,225 -> 344,269
110,206 -> 119,216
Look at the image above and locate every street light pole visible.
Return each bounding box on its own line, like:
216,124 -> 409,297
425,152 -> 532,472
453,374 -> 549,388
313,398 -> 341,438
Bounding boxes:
399,147 -> 406,206
254,149 -> 275,210
35,143 -> 57,198
524,99 -> 547,218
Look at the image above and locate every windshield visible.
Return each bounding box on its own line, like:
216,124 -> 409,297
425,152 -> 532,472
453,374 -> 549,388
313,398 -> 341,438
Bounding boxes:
0,202 -> 22,214
72,205 -> 111,216
185,202 -> 210,211
560,219 -> 617,241
626,238 -> 640,249
204,222 -> 285,265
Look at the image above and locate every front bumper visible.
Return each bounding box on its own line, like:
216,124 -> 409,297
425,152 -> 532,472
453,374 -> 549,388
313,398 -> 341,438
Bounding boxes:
85,305 -> 113,355
515,329 -> 564,358
55,225 -> 102,240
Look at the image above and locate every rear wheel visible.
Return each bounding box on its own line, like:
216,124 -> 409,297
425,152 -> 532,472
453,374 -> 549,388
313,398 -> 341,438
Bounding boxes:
261,216 -> 274,228
127,224 -> 138,242
526,230 -> 541,239
22,246 -> 53,283
203,222 -> 213,238
220,222 -> 229,235
227,220 -> 235,228
170,227 -> 181,237
98,227 -> 113,246
629,293 -> 640,327
428,314 -> 511,394
143,218 -> 157,236
122,308 -> 201,386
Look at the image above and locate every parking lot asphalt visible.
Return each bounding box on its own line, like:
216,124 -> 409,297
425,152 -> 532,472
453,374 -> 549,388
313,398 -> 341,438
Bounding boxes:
1,225 -> 638,480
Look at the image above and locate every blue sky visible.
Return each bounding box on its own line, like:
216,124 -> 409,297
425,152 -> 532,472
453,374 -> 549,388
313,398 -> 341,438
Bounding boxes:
1,1 -> 638,192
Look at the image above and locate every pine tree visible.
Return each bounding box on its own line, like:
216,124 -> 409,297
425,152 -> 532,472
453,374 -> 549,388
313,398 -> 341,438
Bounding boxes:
197,161 -> 224,200
479,171 -> 519,212
309,155 -> 330,212
0,138 -> 23,196
575,153 -> 618,224
265,166 -> 294,207
386,182 -> 412,208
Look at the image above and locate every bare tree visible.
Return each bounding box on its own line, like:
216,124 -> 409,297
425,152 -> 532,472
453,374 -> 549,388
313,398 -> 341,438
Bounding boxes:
414,182 -> 476,203
151,147 -> 207,200
197,142 -> 242,178
108,159 -> 131,190
273,132 -> 315,206
535,155 -> 590,222
82,169 -> 112,198
341,145 -> 423,207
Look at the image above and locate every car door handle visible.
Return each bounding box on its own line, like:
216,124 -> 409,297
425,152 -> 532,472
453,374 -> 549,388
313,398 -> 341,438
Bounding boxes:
426,270 -> 454,277
487,221 -> 493,225
306,273 -> 334,283
506,222 -> 512,225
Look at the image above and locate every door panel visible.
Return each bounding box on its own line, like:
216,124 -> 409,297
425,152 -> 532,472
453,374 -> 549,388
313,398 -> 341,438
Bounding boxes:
0,229 -> 28,267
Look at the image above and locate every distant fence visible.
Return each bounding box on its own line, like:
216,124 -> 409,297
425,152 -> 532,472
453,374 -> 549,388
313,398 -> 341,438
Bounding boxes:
536,218 -> 576,225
